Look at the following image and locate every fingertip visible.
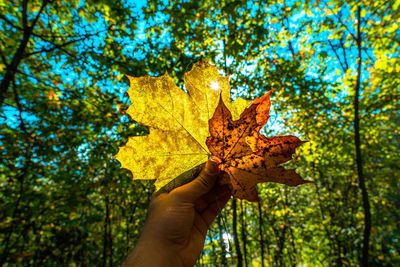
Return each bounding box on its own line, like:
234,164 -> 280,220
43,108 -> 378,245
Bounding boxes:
210,157 -> 221,174
175,159 -> 220,202
205,158 -> 220,176
206,158 -> 221,174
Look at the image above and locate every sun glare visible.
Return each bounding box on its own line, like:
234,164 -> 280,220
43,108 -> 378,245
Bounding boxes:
210,81 -> 220,91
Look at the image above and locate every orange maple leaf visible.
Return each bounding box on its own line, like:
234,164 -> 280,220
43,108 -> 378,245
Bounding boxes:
207,93 -> 311,202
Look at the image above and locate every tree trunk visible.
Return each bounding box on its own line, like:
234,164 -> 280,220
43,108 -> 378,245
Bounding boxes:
257,201 -> 265,267
103,196 -> 113,266
240,200 -> 248,267
217,216 -> 227,266
354,6 -> 371,267
108,201 -> 113,267
277,225 -> 287,267
232,199 -> 243,267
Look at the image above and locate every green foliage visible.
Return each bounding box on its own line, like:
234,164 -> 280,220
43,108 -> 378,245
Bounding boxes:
1,0 -> 398,266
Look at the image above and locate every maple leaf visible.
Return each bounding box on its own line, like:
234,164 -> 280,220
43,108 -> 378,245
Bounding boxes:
207,94 -> 311,201
116,59 -> 311,200
115,59 -> 249,190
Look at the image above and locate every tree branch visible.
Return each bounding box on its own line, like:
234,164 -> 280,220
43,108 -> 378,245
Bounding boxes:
0,0 -> 49,108
22,0 -> 29,29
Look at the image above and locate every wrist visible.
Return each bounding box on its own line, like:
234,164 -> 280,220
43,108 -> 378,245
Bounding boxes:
123,231 -> 183,267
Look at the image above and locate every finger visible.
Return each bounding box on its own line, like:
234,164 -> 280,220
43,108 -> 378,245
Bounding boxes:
201,192 -> 231,227
195,184 -> 231,213
174,159 -> 220,202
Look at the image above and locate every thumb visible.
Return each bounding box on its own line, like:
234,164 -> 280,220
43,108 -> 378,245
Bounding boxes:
175,159 -> 220,202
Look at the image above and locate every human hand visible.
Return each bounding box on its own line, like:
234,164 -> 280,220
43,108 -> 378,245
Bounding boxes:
123,158 -> 231,267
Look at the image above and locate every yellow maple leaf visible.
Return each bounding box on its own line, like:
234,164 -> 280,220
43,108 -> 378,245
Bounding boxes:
115,59 -> 250,190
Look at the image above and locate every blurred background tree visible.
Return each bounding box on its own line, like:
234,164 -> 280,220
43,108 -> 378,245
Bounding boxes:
0,0 -> 398,266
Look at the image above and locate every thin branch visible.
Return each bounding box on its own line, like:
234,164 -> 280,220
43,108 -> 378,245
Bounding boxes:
328,39 -> 347,72
11,78 -> 30,136
30,0 -> 49,30
362,47 -> 375,64
24,37 -> 84,57
0,13 -> 106,47
282,4 -> 296,58
0,14 -> 23,30
0,46 -> 8,66
338,35 -> 350,70
25,26 -> 113,58
326,5 -> 357,42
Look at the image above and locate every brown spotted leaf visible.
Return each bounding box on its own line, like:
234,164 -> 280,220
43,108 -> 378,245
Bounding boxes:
206,93 -> 311,202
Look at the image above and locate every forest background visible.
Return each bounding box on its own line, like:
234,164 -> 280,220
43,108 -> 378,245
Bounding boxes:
0,0 -> 399,266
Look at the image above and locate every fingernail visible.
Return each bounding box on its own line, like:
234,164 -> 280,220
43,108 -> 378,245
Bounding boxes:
210,156 -> 222,165
207,159 -> 220,175
210,157 -> 221,174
